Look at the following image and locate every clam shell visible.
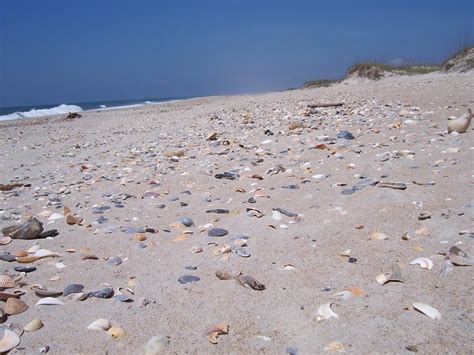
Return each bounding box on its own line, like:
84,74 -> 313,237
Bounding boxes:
4,298 -> 29,315
108,326 -> 127,339
0,328 -> 21,353
35,297 -> 64,306
33,288 -> 63,298
0,275 -> 16,289
87,318 -> 111,331
410,257 -> 434,270
0,237 -> 11,246
271,211 -> 283,220
317,302 -> 339,321
63,284 -> 84,297
23,319 -> 43,332
14,250 -> 28,257
412,302 -> 441,320
369,232 -> 388,240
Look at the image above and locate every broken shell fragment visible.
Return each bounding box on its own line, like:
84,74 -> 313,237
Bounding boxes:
235,275 -> 265,291
412,303 -> 441,320
410,257 -> 433,270
376,264 -> 405,285
0,328 -> 21,353
215,270 -> 232,280
144,335 -> 170,354
207,323 -> 229,344
317,303 -> 339,321
0,275 -> 16,289
24,319 -> 43,332
87,319 -> 111,331
108,326 -> 127,339
213,244 -> 231,256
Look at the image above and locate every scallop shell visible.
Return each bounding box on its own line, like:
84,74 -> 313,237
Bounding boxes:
23,319 -> 43,332
4,298 -> 29,315
0,275 -> 16,289
0,328 -> 20,353
412,302 -> 441,320
108,326 -> 127,339
35,297 -> 64,306
87,318 -> 111,331
317,302 -> 339,321
410,257 -> 433,270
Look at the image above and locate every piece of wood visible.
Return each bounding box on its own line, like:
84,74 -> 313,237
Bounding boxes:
307,102 -> 344,108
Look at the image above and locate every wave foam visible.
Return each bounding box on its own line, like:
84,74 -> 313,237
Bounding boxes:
0,104 -> 83,121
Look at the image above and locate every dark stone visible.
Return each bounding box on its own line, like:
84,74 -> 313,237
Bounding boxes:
337,130 -> 355,140
208,228 -> 228,237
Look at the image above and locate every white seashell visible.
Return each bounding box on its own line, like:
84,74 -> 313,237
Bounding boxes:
27,245 -> 41,253
369,232 -> 388,240
412,302 -> 441,320
48,213 -> 64,221
410,257 -> 433,270
279,224 -> 289,229
447,109 -> 472,133
87,318 -> 111,331
0,328 -> 21,353
317,302 -> 339,321
33,249 -> 59,258
271,211 -> 283,221
35,297 -> 64,306
24,319 -> 44,332
144,335 -> 170,354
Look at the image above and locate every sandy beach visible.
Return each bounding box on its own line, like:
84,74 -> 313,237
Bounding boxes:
0,72 -> 473,354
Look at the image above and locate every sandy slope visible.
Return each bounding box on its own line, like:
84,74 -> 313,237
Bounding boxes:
0,72 -> 472,354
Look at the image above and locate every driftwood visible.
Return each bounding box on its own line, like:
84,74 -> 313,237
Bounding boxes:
307,102 -> 344,108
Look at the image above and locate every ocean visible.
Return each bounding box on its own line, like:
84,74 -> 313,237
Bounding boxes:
0,96 -> 189,122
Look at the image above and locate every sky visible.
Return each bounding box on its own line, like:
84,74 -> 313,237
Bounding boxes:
0,0 -> 473,107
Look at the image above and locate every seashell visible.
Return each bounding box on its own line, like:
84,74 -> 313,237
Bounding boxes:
323,341 -> 346,352
2,218 -> 43,240
171,234 -> 188,242
412,302 -> 441,320
340,249 -> 351,257
4,298 -> 29,315
87,318 -> 111,331
447,108 -> 472,133
235,275 -> 265,291
14,250 -> 28,257
283,264 -> 295,270
271,211 -> 283,220
215,270 -> 232,280
31,286 -> 62,298
48,213 -> 64,221
35,297 -> 64,306
0,275 -> 16,289
247,208 -> 264,218
88,287 -> 114,299
448,245 -> 473,266
37,210 -> 53,218
233,247 -> 251,258
190,247 -> 203,253
178,275 -> 200,284
375,264 -> 405,285
65,214 -> 79,225
369,232 -> 388,240
27,245 -> 41,253
317,303 -> 339,321
144,334 -> 170,354
206,132 -> 218,141
108,326 -> 127,339
0,237 -> 11,245
24,319 -> 43,332
0,328 -> 21,353
208,228 -> 228,237
401,232 -> 410,240
0,292 -> 21,301
63,284 -> 84,297
213,245 -> 231,256
33,249 -> 59,258
410,257 -> 433,270
207,323 -> 229,344
134,233 -> 147,241
68,292 -> 88,301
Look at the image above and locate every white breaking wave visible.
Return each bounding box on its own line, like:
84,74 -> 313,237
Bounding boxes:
0,104 -> 83,121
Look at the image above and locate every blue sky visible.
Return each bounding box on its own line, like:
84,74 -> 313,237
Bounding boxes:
1,0 -> 473,107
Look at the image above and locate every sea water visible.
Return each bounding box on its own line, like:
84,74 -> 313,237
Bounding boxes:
0,96 -> 187,121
